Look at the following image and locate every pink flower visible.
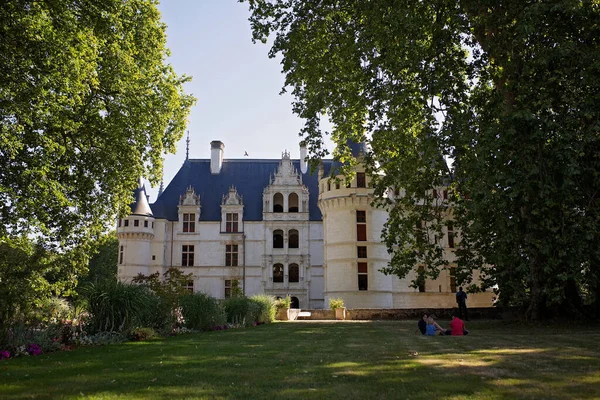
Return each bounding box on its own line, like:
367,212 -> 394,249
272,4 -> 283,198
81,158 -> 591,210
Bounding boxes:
0,350 -> 10,360
27,344 -> 41,356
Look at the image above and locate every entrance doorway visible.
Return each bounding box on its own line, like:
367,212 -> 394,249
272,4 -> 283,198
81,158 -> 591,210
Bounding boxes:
290,296 -> 300,309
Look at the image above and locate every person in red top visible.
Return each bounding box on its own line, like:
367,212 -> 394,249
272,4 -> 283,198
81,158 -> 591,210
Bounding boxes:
445,313 -> 469,336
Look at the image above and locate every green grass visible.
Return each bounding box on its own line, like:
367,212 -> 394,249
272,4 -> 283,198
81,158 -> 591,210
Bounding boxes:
2,320 -> 599,399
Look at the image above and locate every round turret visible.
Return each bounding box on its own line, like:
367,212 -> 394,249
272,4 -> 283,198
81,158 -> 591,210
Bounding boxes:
318,162 -> 393,309
116,179 -> 155,280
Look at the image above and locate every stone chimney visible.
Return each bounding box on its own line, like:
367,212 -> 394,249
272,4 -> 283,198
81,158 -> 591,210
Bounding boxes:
300,145 -> 308,174
210,141 -> 224,174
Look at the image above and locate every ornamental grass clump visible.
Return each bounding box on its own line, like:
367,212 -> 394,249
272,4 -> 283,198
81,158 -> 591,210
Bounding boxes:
222,296 -> 252,326
179,292 -> 226,331
84,281 -> 157,334
250,294 -> 277,323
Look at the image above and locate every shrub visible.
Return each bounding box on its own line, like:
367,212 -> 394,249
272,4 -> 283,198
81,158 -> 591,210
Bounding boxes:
84,281 -> 158,334
275,296 -> 291,310
250,294 -> 276,323
222,296 -> 252,325
329,298 -> 345,310
127,327 -> 158,341
180,293 -> 226,331
34,297 -> 73,325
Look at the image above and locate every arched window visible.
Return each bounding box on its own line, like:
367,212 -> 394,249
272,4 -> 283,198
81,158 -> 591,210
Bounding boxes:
290,296 -> 300,309
289,263 -> 299,283
273,193 -> 284,212
288,193 -> 299,212
273,230 -> 284,249
273,264 -> 284,282
288,229 -> 299,249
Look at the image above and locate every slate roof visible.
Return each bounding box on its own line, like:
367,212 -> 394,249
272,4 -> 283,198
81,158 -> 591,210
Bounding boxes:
150,159 -> 335,221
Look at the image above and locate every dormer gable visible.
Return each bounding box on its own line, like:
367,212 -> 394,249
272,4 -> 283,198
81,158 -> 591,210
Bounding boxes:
263,151 -> 310,217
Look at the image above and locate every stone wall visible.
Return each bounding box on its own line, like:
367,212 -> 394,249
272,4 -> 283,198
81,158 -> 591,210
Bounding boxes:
297,307 -> 511,320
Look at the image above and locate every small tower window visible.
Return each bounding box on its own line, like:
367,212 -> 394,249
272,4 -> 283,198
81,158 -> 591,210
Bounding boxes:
357,246 -> 367,258
288,193 -> 299,212
356,173 -> 366,188
124,220 -> 129,227
134,219 -> 139,227
144,220 -> 148,228
273,193 -> 284,212
118,219 -> 122,227
119,246 -> 124,264
358,262 -> 368,290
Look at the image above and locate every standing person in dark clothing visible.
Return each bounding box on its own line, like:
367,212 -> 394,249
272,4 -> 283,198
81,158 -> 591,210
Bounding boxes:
416,314 -> 428,335
456,287 -> 468,320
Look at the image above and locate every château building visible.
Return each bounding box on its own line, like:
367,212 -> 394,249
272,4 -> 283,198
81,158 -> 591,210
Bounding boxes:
117,140 -> 493,309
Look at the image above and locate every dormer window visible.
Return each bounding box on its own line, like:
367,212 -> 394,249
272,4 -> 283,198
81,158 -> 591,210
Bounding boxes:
226,213 -> 238,232
183,213 -> 195,233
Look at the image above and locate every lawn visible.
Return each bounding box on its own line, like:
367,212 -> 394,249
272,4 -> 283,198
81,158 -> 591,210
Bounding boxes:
1,320 -> 599,399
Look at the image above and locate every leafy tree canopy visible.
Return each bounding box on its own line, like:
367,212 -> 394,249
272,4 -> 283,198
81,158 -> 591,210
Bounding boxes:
0,0 -> 195,249
242,0 -> 600,318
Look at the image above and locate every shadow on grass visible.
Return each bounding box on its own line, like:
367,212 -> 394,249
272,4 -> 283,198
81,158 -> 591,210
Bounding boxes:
2,321 -> 599,399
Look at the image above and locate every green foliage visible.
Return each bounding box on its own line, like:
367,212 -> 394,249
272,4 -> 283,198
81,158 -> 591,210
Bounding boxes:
133,268 -> 193,309
0,237 -> 79,326
34,297 -> 73,325
127,327 -> 158,342
83,281 -> 157,334
222,295 -> 276,326
0,0 -> 195,249
250,294 -> 277,323
329,298 -> 345,310
179,293 -> 226,331
77,233 -> 118,288
242,0 -> 600,319
222,296 -> 252,325
275,296 -> 292,310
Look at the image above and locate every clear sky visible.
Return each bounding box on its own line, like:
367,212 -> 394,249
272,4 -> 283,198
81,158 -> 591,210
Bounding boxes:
147,1 -> 334,201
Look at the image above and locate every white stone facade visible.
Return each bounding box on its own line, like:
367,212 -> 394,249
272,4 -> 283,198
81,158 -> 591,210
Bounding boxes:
117,148 -> 493,309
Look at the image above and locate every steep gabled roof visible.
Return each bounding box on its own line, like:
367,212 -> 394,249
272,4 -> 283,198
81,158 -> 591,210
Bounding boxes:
150,159 -> 334,221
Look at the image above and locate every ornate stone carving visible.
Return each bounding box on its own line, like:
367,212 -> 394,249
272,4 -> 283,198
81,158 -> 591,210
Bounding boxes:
179,186 -> 200,206
271,151 -> 302,186
222,185 -> 243,205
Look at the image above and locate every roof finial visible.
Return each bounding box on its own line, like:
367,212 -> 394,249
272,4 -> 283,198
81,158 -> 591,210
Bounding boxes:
185,130 -> 190,161
158,178 -> 164,197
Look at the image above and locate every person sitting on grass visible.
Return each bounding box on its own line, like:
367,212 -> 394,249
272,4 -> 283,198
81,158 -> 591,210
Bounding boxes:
425,317 -> 446,336
445,313 -> 469,336
416,314 -> 428,335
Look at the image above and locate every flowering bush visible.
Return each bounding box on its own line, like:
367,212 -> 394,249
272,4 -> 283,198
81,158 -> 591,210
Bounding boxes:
27,343 -> 41,356
0,350 -> 10,360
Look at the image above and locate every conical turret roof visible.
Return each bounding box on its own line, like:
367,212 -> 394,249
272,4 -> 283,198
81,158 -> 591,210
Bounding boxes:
130,178 -> 154,216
